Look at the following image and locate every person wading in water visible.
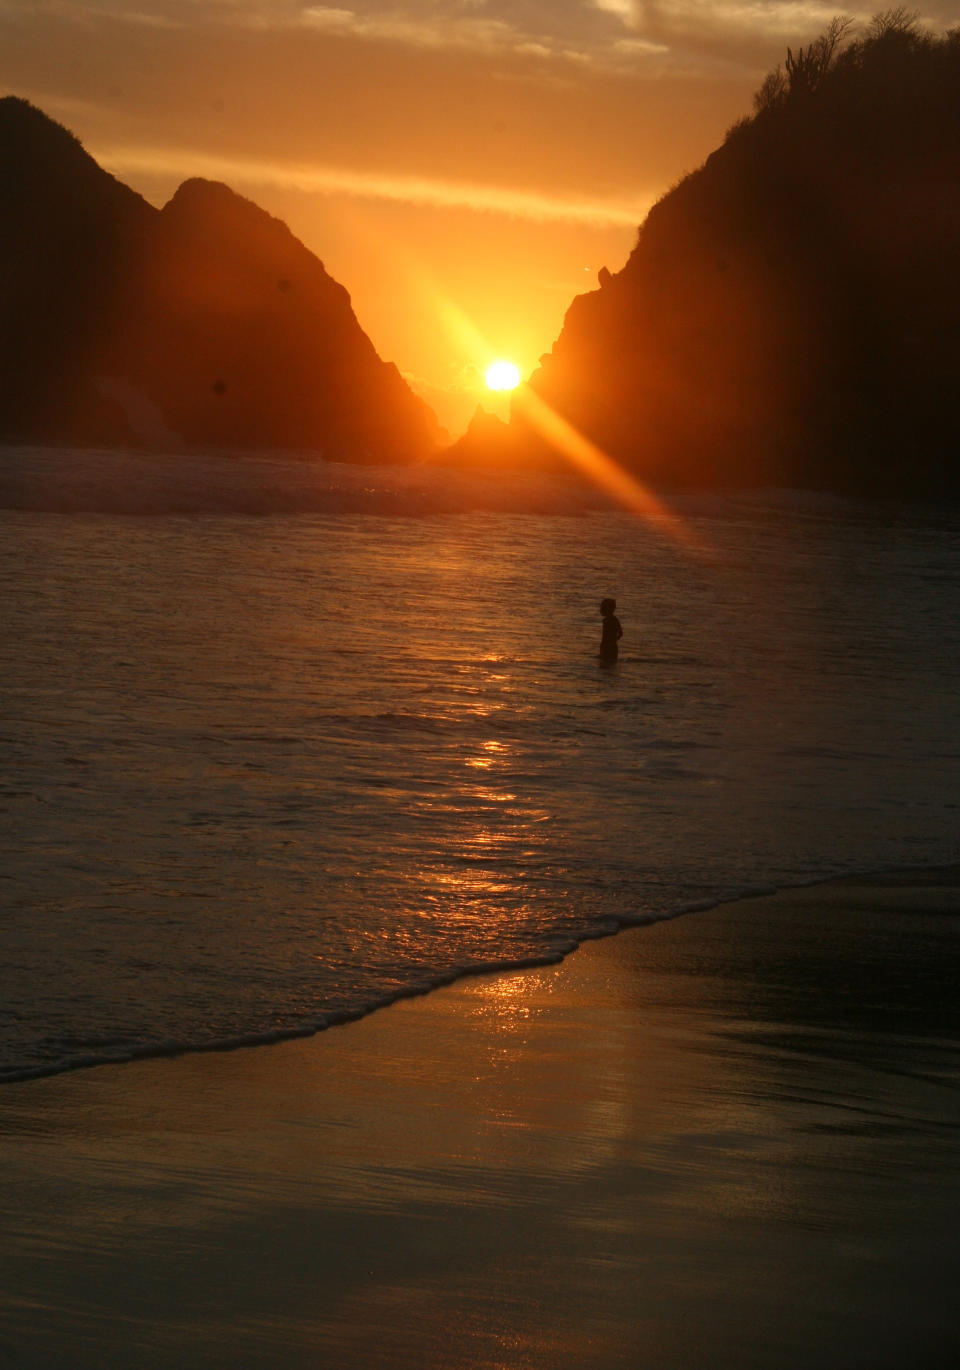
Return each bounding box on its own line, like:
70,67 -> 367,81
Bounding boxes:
599,597 -> 622,664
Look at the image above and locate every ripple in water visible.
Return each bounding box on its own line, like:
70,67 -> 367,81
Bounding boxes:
1,453 -> 958,1079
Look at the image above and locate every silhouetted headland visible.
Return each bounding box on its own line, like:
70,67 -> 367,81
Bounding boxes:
439,405 -> 531,470
452,14 -> 960,497
0,97 -> 442,460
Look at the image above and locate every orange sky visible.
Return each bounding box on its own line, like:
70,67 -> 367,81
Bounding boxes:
1,2 -> 954,435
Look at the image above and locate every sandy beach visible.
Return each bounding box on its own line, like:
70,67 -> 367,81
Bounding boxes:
3,869 -> 960,1369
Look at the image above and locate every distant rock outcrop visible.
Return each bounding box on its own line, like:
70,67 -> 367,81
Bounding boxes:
440,404 -> 519,468
0,98 -> 440,459
501,15 -> 960,495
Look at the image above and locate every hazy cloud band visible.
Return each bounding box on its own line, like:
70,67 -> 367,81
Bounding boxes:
97,145 -> 655,226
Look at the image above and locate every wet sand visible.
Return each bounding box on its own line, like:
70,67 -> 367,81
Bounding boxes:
2,870 -> 960,1369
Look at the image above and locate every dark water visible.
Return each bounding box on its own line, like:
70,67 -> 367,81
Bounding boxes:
1,450 -> 958,1080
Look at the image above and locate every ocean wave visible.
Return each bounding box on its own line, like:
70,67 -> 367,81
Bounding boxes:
7,866 -> 955,1086
2,490 -> 957,1089
0,445 -> 604,517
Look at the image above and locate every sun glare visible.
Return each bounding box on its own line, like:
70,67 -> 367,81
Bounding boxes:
485,360 -> 521,392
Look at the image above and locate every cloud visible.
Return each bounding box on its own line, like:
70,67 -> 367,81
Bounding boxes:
588,1 -> 958,73
15,0 -> 189,26
300,4 -> 518,51
661,2 -> 867,39
301,6 -> 354,30
14,0 -> 960,72
592,0 -> 636,23
612,36 -> 670,56
294,1 -> 674,68
19,0 -> 673,68
96,143 -> 654,226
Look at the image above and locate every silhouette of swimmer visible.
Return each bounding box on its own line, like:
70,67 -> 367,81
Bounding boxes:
599,597 -> 622,663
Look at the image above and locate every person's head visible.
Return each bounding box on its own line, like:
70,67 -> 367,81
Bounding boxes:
600,597 -> 616,617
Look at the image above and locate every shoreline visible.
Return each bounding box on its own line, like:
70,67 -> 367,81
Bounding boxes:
3,860 -> 957,1088
3,866 -> 960,1368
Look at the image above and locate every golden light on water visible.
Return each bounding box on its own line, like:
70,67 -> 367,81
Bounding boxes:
486,360 -> 521,391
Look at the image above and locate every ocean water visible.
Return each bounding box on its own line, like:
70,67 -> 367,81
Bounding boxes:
1,447 -> 958,1082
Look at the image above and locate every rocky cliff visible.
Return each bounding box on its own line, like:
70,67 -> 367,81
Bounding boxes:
0,98 -> 440,460
506,16 -> 960,495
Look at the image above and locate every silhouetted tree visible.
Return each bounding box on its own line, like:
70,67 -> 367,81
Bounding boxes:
784,16 -> 854,98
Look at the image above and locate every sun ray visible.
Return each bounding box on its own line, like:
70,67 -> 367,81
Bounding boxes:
328,221 -> 708,556
513,385 -> 710,557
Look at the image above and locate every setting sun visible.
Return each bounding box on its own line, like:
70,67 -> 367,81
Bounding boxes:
485,360 -> 521,392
